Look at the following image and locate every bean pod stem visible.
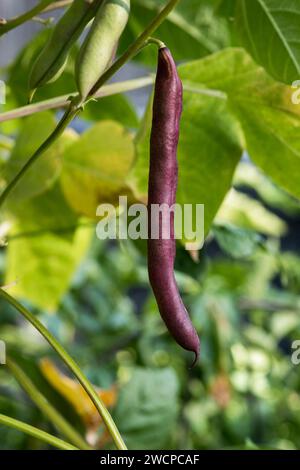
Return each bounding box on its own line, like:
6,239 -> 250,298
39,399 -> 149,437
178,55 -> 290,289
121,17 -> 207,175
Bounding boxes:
148,47 -> 200,365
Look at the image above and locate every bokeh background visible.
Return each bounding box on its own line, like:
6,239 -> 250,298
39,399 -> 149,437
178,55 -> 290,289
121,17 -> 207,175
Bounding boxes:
1,0 -> 300,450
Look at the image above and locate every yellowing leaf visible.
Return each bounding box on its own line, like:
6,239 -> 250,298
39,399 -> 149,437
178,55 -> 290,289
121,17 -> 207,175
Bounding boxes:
40,359 -> 117,429
5,181 -> 92,311
6,223 -> 92,311
61,120 -> 135,218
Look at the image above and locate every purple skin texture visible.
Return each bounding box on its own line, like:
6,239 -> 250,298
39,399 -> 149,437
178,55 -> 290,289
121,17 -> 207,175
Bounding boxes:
147,47 -> 200,366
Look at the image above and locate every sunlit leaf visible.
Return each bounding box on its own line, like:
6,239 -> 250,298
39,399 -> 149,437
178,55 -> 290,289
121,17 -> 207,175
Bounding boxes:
40,359 -> 117,429
236,0 -> 300,84
216,189 -> 287,236
61,120 -> 135,218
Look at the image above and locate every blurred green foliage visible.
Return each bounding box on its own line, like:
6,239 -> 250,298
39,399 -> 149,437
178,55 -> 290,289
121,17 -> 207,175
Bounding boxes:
1,217 -> 300,449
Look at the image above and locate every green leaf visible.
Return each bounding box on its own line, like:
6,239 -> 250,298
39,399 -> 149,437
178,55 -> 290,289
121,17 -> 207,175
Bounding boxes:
216,189 -> 287,236
217,0 -> 237,17
4,112 -> 62,204
236,0 -> 300,84
176,93 -> 243,238
130,65 -> 244,238
81,94 -> 139,128
213,223 -> 262,259
131,47 -> 300,237
179,48 -> 300,201
280,252 -> 300,293
6,226 -> 92,312
119,0 -> 231,66
61,120 -> 135,218
113,368 -> 179,450
271,311 -> 300,338
234,162 -> 300,216
5,184 -> 92,311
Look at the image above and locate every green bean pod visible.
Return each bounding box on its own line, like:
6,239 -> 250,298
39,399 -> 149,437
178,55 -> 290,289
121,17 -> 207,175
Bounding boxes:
75,0 -> 130,100
29,0 -> 103,100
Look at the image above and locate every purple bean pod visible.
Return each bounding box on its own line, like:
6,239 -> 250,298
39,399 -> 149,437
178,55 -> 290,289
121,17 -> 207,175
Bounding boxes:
148,47 -> 200,366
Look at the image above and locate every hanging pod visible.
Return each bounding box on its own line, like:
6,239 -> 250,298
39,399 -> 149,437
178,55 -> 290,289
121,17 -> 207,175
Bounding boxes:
28,0 -> 103,101
147,47 -> 200,366
75,0 -> 130,100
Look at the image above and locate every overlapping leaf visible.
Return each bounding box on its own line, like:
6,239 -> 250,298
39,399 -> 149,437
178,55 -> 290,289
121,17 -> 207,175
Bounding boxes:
61,120 -> 135,218
130,48 -> 300,239
236,0 -> 300,84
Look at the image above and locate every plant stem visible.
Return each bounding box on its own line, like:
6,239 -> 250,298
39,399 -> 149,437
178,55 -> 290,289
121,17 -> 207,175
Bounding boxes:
0,413 -> 78,450
32,16 -> 55,26
0,77 -> 154,123
0,78 -> 225,124
146,37 -> 166,49
0,288 -> 127,450
0,0 -> 55,36
44,0 -> 74,12
7,358 -> 92,450
88,0 -> 181,97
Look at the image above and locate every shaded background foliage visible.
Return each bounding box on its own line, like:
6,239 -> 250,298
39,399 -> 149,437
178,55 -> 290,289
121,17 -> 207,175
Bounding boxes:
0,0 -> 300,450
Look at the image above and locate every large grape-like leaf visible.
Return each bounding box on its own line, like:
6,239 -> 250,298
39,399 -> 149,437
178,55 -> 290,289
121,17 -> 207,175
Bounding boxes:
119,0 -> 231,65
130,48 -> 300,240
130,91 -> 243,239
112,368 -> 179,450
178,48 -> 300,200
236,0 -> 300,83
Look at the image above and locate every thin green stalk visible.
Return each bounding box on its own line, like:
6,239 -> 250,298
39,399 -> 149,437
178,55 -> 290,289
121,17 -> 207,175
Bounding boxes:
31,16 -> 55,26
88,0 -> 181,97
146,37 -> 166,49
0,105 -> 79,209
0,413 -> 78,450
7,358 -> 91,450
44,0 -> 74,12
0,0 -> 55,36
0,288 -> 127,450
0,76 -> 154,123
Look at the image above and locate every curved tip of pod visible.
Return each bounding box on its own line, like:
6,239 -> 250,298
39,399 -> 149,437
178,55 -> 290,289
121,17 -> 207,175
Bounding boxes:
189,349 -> 199,369
188,339 -> 200,368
